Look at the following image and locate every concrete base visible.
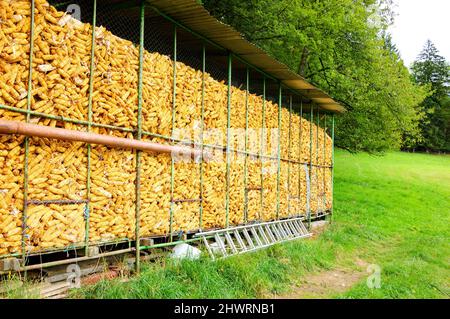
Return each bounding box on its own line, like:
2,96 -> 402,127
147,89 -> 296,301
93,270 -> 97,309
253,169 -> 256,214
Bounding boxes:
0,258 -> 21,271
310,220 -> 329,230
140,238 -> 154,247
86,246 -> 100,257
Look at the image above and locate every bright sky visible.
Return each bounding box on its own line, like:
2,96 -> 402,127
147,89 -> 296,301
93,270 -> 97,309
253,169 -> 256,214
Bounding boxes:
389,0 -> 450,68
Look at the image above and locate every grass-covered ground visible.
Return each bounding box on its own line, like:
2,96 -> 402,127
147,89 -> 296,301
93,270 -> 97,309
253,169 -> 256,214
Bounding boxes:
73,151 -> 450,299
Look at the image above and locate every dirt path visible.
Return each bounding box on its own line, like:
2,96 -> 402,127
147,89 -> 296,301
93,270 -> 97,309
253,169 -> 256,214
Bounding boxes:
271,222 -> 370,299
273,260 -> 369,299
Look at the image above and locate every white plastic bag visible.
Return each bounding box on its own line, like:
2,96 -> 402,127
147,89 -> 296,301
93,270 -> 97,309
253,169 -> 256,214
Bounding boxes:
170,243 -> 201,260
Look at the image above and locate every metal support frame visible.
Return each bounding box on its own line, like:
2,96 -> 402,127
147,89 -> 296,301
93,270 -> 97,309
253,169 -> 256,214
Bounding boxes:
0,104 -> 331,169
287,95 -> 293,218
21,0 -> 36,275
331,115 -> 335,222
243,67 -> 250,223
322,113 -> 327,215
225,52 -> 232,228
169,25 -> 177,242
0,1 -> 338,265
260,77 -> 266,220
276,83 -> 282,219
134,1 -> 146,273
199,44 -> 206,229
298,101 -> 303,217
308,106 -> 313,229
85,0 -> 97,258
316,105 -> 320,215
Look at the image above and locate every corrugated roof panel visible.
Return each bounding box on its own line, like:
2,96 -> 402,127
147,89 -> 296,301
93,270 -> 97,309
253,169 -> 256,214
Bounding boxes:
282,80 -> 316,90
144,0 -> 345,113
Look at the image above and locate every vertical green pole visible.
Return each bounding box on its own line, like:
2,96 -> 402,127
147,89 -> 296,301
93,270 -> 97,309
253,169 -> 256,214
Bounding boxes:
260,77 -> 266,220
323,113 -> 327,215
316,105 -> 320,216
287,95 -> 292,217
85,0 -> 97,256
331,114 -> 335,223
22,0 -> 35,273
134,1 -> 145,273
243,67 -> 249,223
276,83 -> 282,220
308,105 -> 313,229
169,25 -> 177,241
225,52 -> 232,228
199,44 -> 206,229
298,101 -> 303,217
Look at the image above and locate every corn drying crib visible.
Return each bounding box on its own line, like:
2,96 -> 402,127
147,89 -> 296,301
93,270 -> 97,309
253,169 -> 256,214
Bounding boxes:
0,0 -> 342,274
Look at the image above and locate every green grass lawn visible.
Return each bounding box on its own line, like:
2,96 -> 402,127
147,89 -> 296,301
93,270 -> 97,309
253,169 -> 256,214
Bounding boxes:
73,151 -> 450,299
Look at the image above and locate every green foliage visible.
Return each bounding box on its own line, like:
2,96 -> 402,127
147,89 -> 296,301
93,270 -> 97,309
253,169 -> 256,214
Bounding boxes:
201,0 -> 427,152
410,40 -> 450,152
71,151 -> 450,299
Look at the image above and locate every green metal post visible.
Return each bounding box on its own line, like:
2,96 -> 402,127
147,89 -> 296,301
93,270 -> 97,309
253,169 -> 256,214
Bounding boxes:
298,101 -> 303,217
308,105 -> 313,229
276,83 -> 282,219
85,0 -> 97,257
260,77 -> 266,220
169,25 -> 177,241
331,114 -> 335,223
225,52 -> 232,228
244,67 -> 249,223
199,44 -> 206,229
134,1 -> 145,273
287,95 -> 292,217
22,0 -> 36,274
323,113 -> 327,215
316,105 -> 320,216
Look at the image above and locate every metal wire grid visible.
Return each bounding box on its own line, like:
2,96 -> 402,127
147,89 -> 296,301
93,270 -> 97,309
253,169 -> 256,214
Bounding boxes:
51,0 -> 94,24
0,0 -> 335,272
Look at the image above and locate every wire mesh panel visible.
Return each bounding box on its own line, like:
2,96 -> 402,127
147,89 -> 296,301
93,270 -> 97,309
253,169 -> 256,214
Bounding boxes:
227,59 -> 247,226
141,12 -> 174,140
279,93 -> 291,219
140,136 -> 170,237
29,1 -> 94,124
0,134 -> 26,256
26,129 -> 88,252
0,0 -> 336,263
200,46 -> 228,230
287,95 -> 300,218
26,203 -> 86,252
310,106 -> 320,217
261,77 -> 278,221
92,2 -> 140,129
171,27 -> 202,234
0,1 -> 32,258
89,2 -> 140,243
244,69 -> 264,223
0,0 -> 31,121
90,130 -> 137,243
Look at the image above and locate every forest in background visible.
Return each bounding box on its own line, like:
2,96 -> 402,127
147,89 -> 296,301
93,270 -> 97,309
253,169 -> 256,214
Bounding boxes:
202,0 -> 450,153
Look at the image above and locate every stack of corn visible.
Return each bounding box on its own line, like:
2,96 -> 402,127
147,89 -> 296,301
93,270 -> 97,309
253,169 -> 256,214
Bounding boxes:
90,129 -> 136,242
26,203 -> 85,251
0,0 -> 333,256
0,134 -> 24,255
140,140 -> 171,236
0,0 -> 31,121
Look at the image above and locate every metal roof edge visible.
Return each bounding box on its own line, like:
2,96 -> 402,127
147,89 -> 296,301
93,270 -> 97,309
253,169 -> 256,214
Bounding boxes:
144,0 -> 345,113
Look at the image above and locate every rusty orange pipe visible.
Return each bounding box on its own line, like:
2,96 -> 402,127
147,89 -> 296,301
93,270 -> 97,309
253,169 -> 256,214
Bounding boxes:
0,119 -> 205,158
